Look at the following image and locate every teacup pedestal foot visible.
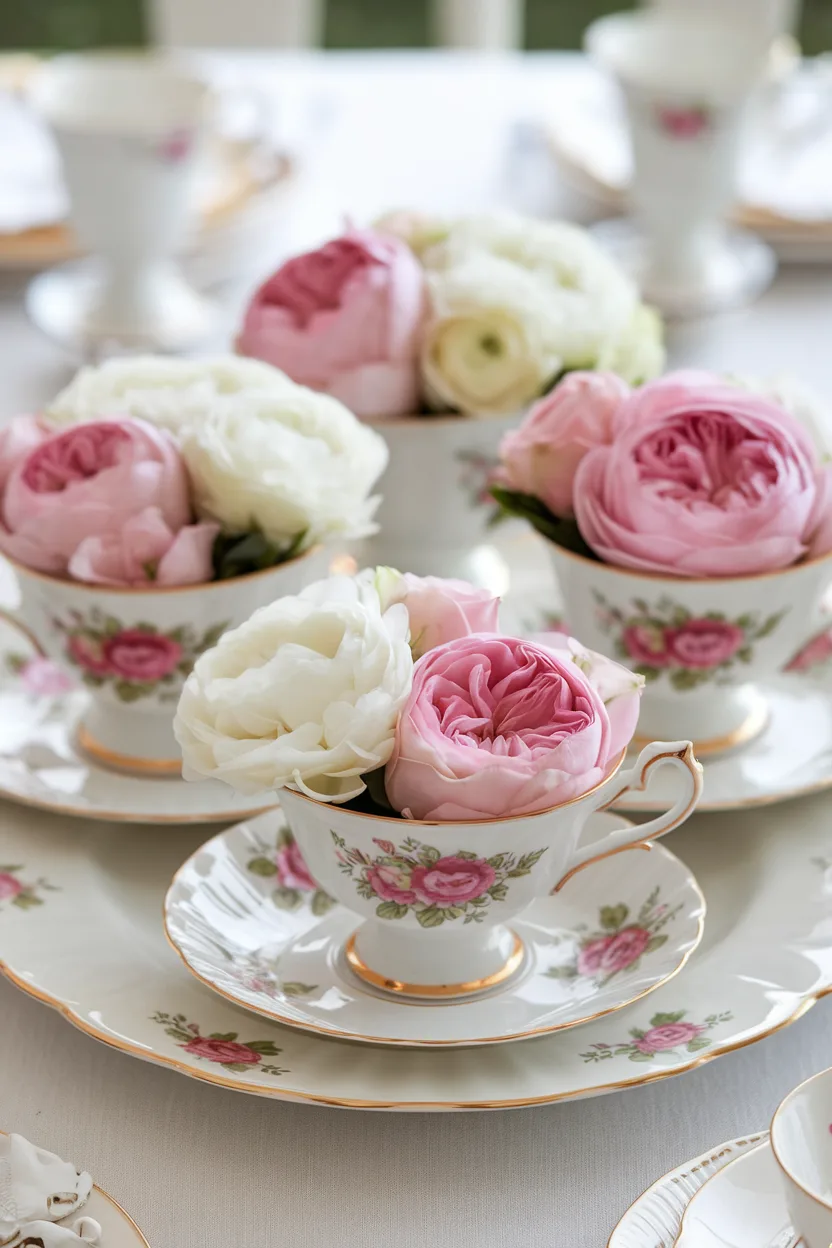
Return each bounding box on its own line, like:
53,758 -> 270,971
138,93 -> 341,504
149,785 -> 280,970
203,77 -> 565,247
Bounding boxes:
77,704 -> 182,776
345,923 -> 525,999
634,685 -> 769,758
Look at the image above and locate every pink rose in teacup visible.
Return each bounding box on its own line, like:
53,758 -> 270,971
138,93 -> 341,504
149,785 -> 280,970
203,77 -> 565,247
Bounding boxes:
499,371 -> 631,518
0,416 -> 216,586
381,570 -> 500,659
238,229 -> 427,420
385,634 -> 631,821
574,374 -> 831,577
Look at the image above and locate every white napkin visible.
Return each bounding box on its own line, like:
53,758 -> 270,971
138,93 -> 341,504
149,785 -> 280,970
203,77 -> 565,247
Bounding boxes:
6,1215 -> 101,1247
0,1134 -> 94,1244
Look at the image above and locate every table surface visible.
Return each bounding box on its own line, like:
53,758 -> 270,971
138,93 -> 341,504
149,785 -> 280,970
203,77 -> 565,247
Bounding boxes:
2,49 -> 832,1248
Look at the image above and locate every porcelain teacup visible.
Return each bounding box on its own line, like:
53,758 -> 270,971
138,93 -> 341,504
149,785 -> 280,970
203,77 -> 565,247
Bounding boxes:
771,1066 -> 832,1248
550,544 -> 832,755
1,546 -> 325,774
279,738 -> 702,999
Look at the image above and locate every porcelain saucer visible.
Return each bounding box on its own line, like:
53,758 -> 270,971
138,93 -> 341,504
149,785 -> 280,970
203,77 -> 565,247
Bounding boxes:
674,1137 -> 796,1248
0,641 -> 273,825
164,808 -> 705,1047
614,675 -> 832,813
608,1134 -> 788,1248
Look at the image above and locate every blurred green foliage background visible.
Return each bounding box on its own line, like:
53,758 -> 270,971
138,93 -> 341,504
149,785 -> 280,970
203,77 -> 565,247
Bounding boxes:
3,0 -> 831,51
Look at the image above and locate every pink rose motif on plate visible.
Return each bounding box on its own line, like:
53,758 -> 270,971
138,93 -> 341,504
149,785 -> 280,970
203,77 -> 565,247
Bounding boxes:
246,828 -> 334,915
103,631 -> 182,682
18,657 -> 74,697
0,872 -> 23,901
57,611 -> 229,704
333,830 -> 545,924
656,107 -> 710,140
581,1009 -> 734,1064
550,889 -> 675,986
410,857 -> 496,906
152,1012 -> 287,1076
786,628 -> 832,674
596,592 -> 785,691
157,129 -> 193,163
275,840 -> 318,893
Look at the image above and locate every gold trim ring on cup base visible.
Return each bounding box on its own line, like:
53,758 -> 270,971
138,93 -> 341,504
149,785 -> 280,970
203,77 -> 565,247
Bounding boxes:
632,692 -> 769,760
76,725 -> 183,777
344,931 -> 526,999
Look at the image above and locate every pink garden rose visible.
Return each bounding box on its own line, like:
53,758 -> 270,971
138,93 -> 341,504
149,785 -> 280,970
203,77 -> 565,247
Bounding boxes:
634,1021 -> 705,1054
0,872 -> 22,901
573,372 -> 830,577
102,631 -> 182,682
386,572 -> 500,659
385,634 -> 622,821
238,229 -> 426,420
410,857 -> 495,905
275,840 -> 318,892
532,632 -> 643,760
578,927 -> 651,977
499,372 -> 631,518
367,864 -> 417,904
622,624 -> 672,668
666,619 -> 746,668
0,415 -> 50,494
0,417 -> 215,585
182,1037 -> 261,1065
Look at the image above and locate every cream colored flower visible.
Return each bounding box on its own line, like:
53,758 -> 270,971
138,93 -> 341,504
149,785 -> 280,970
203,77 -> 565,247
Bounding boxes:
47,354 -> 293,438
596,304 -> 665,385
174,574 -> 413,802
178,384 -> 389,546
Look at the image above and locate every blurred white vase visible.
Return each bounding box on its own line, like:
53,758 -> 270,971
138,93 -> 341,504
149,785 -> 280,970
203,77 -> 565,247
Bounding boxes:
28,53 -> 216,350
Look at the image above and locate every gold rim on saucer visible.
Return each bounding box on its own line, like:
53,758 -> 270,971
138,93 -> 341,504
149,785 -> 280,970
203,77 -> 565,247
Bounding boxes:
76,725 -> 184,777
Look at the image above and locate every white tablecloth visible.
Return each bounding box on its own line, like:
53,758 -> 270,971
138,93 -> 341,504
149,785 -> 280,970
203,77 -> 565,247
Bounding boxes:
2,50 -> 832,1248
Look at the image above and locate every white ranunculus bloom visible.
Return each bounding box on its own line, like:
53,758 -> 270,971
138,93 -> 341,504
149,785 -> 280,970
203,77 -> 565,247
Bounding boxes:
596,304 -> 666,385
421,256 -> 565,415
174,574 -> 414,802
423,212 -> 639,372
728,372 -> 832,461
178,385 -> 389,546
47,355 -> 293,438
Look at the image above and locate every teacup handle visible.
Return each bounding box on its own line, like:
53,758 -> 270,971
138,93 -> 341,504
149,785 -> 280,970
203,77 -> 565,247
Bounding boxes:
553,741 -> 703,893
0,606 -> 44,655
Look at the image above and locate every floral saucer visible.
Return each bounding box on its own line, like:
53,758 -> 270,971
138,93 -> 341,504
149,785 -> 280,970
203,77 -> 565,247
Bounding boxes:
674,1137 -> 796,1248
608,1135 -> 773,1248
0,642 -> 273,824
163,808 -> 705,1047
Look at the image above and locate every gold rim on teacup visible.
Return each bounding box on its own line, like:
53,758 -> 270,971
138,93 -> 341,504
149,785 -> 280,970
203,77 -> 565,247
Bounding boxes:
343,929 -> 526,998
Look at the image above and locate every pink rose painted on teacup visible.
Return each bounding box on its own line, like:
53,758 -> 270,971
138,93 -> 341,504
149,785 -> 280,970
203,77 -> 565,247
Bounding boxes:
0,873 -> 23,901
622,624 -> 672,668
0,416 -> 215,585
666,619 -> 745,668
102,631 -> 183,682
385,634 -> 630,821
499,371 -> 631,518
634,1021 -> 705,1053
367,864 -> 417,904
238,229 -> 427,419
578,927 -> 651,976
182,1037 -> 261,1065
275,840 -> 318,893
574,373 -> 830,577
786,628 -> 832,673
68,633 -> 113,677
656,106 -> 710,140
410,857 -> 496,906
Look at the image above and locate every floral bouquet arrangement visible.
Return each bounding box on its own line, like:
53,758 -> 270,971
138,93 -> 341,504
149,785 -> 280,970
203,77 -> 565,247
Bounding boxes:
0,355 -> 388,586
174,567 -> 644,819
494,369 -> 832,577
236,210 -> 665,421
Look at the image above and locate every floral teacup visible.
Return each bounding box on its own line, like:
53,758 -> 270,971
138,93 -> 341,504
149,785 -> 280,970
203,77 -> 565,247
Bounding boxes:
279,738 -> 702,999
771,1066 -> 832,1248
550,544 -> 832,753
1,546 -> 325,773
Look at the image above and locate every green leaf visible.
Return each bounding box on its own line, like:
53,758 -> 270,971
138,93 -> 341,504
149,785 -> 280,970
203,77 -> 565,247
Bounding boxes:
201,621 -> 232,649
470,895 -> 490,906
638,665 -> 662,683
736,647 -> 752,664
415,906 -> 445,928
81,673 -> 106,688
485,853 -> 505,868
600,904 -> 629,931
104,615 -> 124,635
756,611 -> 786,639
489,486 -> 601,558
221,1062 -> 256,1072
11,893 -> 42,909
245,1040 -> 280,1055
736,613 -> 755,629
311,890 -> 336,916
670,606 -> 690,626
629,1028 -> 646,1039
544,965 -> 577,979
5,653 -> 27,674
133,621 -> 157,634
628,1051 -> 655,1062
114,680 -> 150,703
703,611 -> 727,622
488,882 -> 508,901
272,887 -> 302,911
633,598 -> 650,614
418,845 -> 440,866
650,1011 -> 685,1026
506,868 -> 530,878
375,900 -> 409,920
281,983 -> 317,998
212,528 -> 308,581
644,935 -> 668,953
247,856 -> 278,878
0,865 -> 22,873
455,850 -> 479,862
669,668 -> 710,691
208,1031 -> 238,1041
686,1037 -> 711,1052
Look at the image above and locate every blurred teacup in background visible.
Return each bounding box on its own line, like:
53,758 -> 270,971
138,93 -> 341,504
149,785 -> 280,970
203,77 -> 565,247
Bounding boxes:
771,1067 -> 832,1248
27,53 -> 217,351
586,8 -> 776,317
